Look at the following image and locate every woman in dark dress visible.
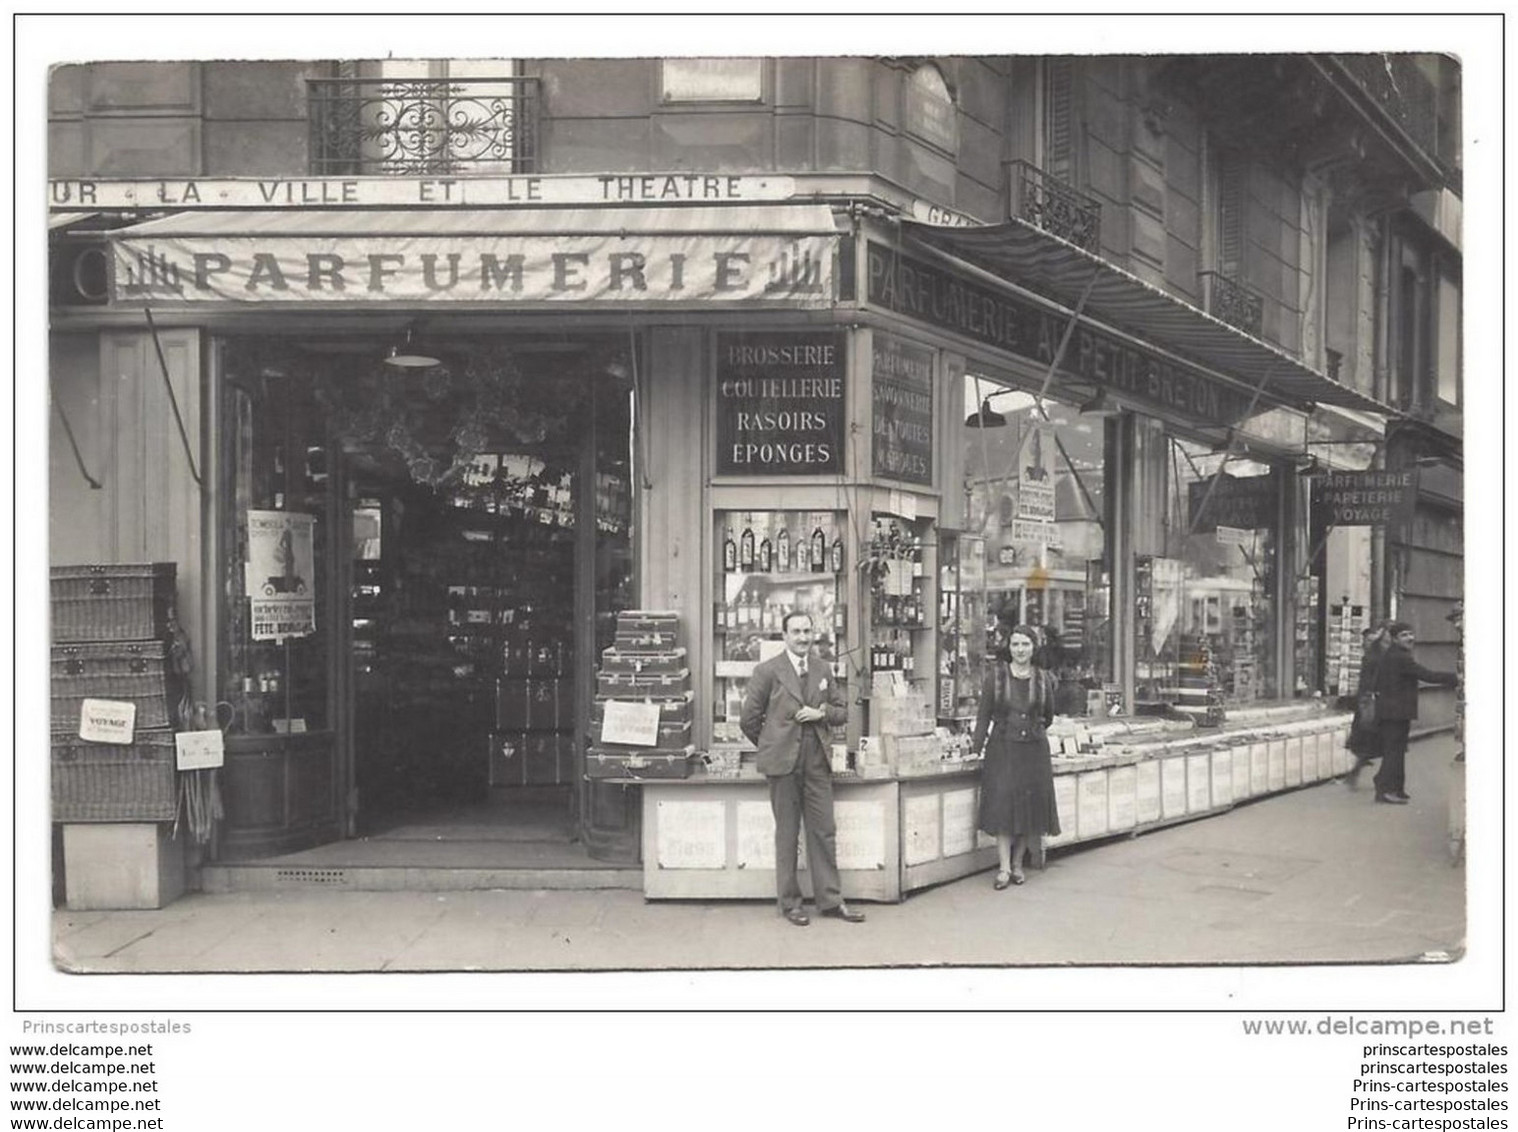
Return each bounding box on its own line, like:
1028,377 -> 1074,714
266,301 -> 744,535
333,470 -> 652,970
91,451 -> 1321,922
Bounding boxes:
971,620 -> 1061,889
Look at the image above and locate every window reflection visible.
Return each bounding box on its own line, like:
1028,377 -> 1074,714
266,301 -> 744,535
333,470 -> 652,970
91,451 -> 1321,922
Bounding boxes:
1148,435 -> 1279,711
960,378 -> 1110,717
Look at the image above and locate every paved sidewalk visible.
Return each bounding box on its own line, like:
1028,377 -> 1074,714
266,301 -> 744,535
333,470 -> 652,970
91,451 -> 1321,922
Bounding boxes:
52,738 -> 1465,974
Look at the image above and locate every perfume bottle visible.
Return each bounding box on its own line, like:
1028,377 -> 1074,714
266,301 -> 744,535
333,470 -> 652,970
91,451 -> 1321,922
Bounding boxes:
829,534 -> 844,574
810,527 -> 826,572
739,522 -> 756,572
723,526 -> 737,572
758,536 -> 773,573
776,527 -> 791,574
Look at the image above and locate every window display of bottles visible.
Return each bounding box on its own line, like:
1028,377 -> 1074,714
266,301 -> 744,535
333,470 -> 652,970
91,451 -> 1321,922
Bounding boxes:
713,510 -> 846,744
866,514 -> 932,681
721,512 -> 844,576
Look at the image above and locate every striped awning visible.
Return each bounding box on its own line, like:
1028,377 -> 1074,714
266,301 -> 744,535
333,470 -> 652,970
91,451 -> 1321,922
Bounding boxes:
902,215 -> 1396,418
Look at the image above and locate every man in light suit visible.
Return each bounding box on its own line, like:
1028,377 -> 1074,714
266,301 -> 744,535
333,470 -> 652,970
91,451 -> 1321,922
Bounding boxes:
740,611 -> 864,926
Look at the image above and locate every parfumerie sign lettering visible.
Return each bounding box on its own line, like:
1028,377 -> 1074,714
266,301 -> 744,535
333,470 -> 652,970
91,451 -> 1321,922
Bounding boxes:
114,233 -> 832,306
51,173 -> 796,209
1311,469 -> 1418,527
872,334 -> 935,486
866,242 -> 1260,427
717,332 -> 844,476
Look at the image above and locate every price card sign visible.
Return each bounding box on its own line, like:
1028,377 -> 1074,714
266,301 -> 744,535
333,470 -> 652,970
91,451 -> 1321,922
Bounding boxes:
176,729 -> 226,770
78,699 -> 136,744
599,700 -> 661,746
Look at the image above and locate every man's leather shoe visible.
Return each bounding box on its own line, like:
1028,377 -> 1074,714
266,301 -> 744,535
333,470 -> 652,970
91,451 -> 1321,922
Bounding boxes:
1375,793 -> 1408,805
819,904 -> 866,923
1392,791 -> 1411,801
781,907 -> 810,927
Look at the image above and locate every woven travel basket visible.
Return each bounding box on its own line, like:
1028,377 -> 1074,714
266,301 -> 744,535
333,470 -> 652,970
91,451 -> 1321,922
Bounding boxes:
50,640 -> 177,732
50,563 -> 177,644
51,731 -> 178,823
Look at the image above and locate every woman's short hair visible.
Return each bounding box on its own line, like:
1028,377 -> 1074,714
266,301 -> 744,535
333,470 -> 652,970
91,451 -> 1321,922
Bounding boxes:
1003,623 -> 1039,647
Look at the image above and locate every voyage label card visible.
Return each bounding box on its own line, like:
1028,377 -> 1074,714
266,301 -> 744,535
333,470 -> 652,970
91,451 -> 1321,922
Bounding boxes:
79,699 -> 135,744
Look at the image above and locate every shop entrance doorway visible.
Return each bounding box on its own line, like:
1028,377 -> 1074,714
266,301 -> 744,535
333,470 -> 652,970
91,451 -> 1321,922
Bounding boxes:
334,339 -> 635,846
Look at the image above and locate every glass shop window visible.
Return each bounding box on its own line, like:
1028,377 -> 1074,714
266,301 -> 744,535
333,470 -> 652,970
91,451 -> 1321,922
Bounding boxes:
1141,427 -> 1281,714
960,377 -> 1111,717
219,343 -> 332,734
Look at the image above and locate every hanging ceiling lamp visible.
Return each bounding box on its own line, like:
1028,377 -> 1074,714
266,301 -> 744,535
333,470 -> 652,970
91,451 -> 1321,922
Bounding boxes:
964,397 -> 1008,429
383,327 -> 442,369
1076,389 -> 1121,418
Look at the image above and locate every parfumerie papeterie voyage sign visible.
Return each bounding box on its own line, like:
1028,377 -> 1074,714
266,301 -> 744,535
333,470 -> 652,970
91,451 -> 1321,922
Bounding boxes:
1311,469 -> 1418,527
716,332 -> 844,476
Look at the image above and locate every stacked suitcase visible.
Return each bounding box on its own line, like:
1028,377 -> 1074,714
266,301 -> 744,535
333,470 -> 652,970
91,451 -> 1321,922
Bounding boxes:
587,611 -> 695,779
50,564 -> 183,823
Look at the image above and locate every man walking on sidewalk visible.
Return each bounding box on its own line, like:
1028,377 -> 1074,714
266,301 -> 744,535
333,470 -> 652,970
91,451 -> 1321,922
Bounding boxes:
1369,620 -> 1458,805
740,611 -> 864,926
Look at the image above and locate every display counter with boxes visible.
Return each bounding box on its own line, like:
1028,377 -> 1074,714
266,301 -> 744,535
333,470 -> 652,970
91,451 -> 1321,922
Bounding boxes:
639,702 -> 1354,902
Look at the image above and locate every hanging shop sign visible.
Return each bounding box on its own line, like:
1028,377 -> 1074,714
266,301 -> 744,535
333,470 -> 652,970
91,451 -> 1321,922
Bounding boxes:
871,334 -> 935,486
716,331 -> 845,476
1186,472 -> 1278,533
1310,469 -> 1418,527
52,173 -> 797,210
114,231 -> 833,306
246,511 -> 316,640
864,242 -> 1260,427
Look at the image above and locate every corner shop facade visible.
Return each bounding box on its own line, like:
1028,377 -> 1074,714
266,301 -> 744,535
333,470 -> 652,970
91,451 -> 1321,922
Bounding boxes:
50,171 -> 1400,887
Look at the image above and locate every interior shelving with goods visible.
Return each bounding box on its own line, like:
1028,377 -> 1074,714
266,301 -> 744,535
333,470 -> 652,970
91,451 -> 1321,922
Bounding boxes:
863,513 -> 937,738
711,509 -> 847,748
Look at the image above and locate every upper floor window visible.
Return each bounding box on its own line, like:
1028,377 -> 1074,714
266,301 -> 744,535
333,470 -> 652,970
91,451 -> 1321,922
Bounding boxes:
660,58 -> 763,103
1042,58 -> 1076,184
903,62 -> 958,154
1200,136 -> 1264,337
1004,60 -> 1101,252
308,58 -> 538,175
1434,263 -> 1461,408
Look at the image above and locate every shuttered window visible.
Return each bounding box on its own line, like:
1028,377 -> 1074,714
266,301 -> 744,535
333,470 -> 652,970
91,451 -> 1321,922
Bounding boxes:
1216,149 -> 1246,277
1043,58 -> 1074,182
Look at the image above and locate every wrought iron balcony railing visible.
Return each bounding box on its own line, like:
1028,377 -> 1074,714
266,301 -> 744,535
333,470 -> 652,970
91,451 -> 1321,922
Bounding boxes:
1009,160 -> 1102,253
308,76 -> 540,175
1199,270 -> 1264,338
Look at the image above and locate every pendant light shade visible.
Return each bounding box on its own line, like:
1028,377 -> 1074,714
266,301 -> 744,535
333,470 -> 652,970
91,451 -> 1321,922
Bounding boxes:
965,398 -> 1008,428
383,327 -> 441,369
1077,390 -> 1120,418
